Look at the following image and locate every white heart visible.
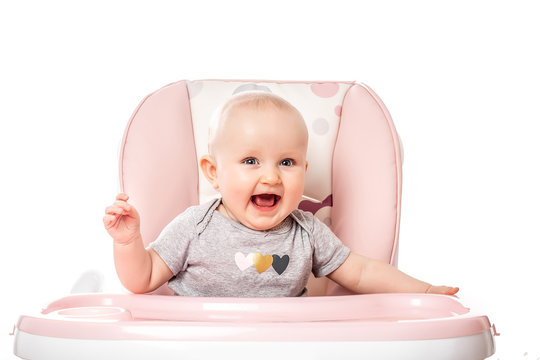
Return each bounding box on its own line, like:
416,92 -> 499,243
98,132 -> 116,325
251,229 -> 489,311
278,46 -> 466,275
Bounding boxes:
235,252 -> 254,271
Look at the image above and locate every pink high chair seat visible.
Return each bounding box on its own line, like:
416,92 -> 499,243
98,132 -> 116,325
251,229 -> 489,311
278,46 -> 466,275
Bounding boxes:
120,80 -> 402,296
13,80 -> 496,360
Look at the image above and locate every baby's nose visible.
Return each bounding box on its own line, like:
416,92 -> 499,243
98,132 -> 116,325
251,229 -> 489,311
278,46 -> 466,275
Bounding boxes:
260,166 -> 281,184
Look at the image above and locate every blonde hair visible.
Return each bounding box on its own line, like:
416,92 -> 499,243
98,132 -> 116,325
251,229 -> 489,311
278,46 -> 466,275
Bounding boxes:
208,91 -> 304,154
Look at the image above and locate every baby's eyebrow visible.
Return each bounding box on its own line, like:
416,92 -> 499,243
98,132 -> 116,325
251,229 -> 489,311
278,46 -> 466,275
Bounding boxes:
239,150 -> 261,157
280,152 -> 302,158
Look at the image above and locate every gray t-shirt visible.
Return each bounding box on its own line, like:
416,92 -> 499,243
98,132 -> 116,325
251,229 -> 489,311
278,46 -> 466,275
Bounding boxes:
150,198 -> 350,297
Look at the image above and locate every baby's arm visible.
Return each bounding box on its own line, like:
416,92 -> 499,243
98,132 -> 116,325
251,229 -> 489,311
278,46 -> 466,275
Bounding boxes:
104,193 -> 173,293
327,252 -> 459,295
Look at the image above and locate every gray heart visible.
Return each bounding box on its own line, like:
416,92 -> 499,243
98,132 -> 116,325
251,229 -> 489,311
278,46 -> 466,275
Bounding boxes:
272,255 -> 289,275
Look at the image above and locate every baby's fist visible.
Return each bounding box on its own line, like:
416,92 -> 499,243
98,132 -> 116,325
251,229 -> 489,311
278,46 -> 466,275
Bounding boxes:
103,193 -> 141,245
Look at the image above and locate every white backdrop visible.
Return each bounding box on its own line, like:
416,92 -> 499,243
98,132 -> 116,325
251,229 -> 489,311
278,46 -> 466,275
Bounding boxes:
2,1 -> 539,359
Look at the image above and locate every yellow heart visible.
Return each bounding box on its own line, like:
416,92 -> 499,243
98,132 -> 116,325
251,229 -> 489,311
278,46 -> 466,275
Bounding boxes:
253,253 -> 273,274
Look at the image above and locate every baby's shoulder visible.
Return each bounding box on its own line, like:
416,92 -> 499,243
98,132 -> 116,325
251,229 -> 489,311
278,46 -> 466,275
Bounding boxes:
291,208 -> 335,235
167,198 -> 220,230
290,208 -> 317,231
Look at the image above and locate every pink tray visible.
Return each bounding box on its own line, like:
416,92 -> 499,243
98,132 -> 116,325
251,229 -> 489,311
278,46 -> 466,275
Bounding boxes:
16,293 -> 492,342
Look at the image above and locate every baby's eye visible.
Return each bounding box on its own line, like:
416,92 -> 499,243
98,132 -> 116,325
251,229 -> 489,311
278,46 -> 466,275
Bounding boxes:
280,159 -> 294,166
243,158 -> 259,165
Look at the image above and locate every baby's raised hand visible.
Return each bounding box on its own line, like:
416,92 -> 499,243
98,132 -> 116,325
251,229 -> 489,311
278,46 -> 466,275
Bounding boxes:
103,193 -> 141,245
426,285 -> 459,296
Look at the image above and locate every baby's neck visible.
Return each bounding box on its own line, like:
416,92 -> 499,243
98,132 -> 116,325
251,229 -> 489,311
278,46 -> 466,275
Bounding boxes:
216,201 -> 292,232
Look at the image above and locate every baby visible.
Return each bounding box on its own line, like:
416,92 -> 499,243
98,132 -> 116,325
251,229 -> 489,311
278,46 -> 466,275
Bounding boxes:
104,91 -> 459,297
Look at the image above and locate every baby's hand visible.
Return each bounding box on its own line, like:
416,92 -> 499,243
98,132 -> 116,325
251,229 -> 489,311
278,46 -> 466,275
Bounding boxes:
426,285 -> 460,296
103,193 -> 141,245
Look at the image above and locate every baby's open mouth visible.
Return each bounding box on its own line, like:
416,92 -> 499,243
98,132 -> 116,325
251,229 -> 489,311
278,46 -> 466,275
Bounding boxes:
251,194 -> 281,208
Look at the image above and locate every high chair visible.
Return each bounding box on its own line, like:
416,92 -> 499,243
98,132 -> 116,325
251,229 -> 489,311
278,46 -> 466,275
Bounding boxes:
13,79 -> 496,359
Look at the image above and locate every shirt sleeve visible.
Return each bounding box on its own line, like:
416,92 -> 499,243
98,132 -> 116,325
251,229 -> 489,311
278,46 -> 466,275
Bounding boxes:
293,210 -> 350,278
311,217 -> 351,277
149,206 -> 197,275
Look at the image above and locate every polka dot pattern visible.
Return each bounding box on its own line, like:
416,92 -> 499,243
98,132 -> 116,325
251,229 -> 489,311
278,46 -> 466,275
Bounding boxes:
313,118 -> 330,136
233,83 -> 272,95
310,83 -> 339,98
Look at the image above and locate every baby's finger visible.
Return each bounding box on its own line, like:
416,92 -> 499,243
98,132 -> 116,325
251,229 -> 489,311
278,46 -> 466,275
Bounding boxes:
103,214 -> 118,228
105,205 -> 126,216
428,285 -> 460,296
447,287 -> 459,295
116,193 -> 129,201
113,200 -> 131,212
440,286 -> 459,295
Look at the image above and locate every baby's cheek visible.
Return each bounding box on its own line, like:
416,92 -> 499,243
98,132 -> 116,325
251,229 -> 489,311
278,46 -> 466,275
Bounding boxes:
222,177 -> 251,201
284,179 -> 305,206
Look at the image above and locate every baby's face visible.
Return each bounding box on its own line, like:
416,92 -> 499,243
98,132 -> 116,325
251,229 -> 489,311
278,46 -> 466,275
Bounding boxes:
211,104 -> 308,231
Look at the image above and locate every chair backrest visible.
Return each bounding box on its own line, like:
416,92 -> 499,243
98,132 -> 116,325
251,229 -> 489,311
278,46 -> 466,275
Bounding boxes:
119,80 -> 402,296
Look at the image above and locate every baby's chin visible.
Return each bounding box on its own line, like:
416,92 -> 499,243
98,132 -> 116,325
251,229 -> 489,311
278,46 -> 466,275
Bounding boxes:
242,214 -> 287,231
243,221 -> 279,231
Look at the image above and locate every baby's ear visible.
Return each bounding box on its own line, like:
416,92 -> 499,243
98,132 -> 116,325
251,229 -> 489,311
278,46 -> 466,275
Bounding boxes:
200,155 -> 219,190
